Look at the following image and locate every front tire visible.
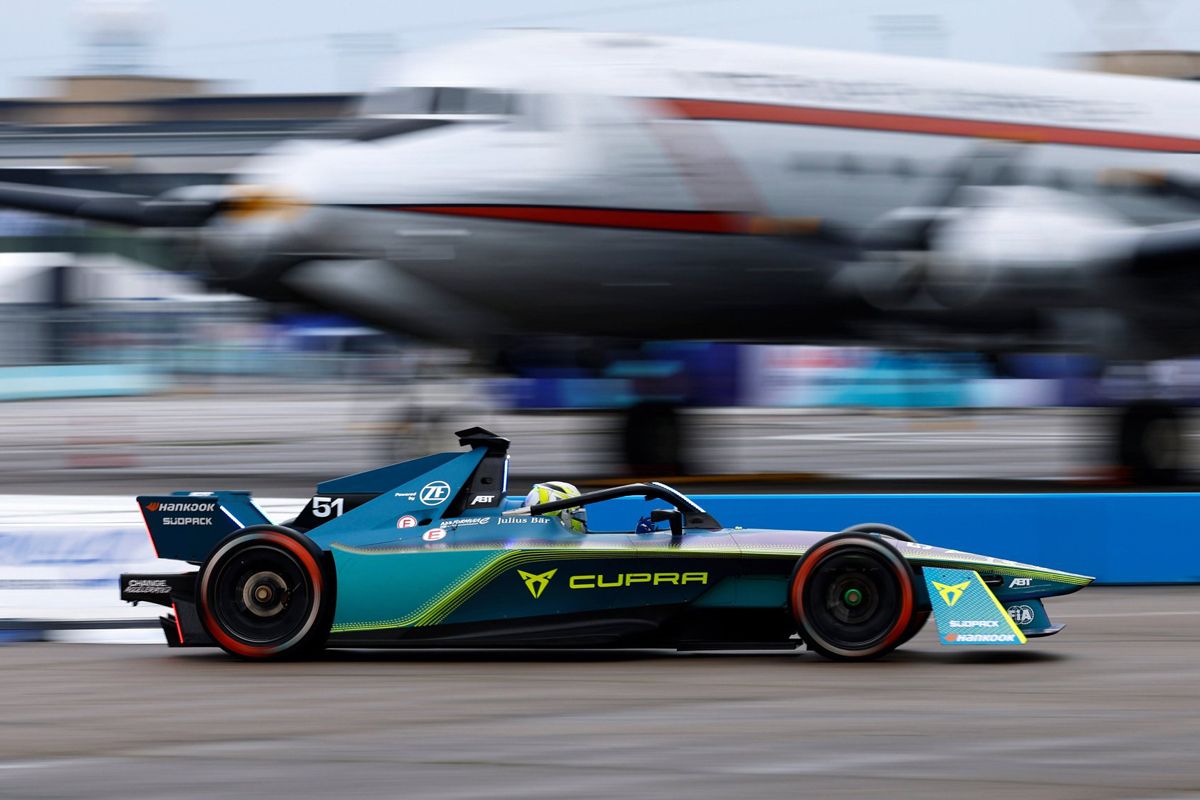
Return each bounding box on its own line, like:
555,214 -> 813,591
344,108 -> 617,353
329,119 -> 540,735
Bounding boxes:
839,522 -> 916,543
197,525 -> 333,660
836,524 -> 930,646
789,533 -> 916,661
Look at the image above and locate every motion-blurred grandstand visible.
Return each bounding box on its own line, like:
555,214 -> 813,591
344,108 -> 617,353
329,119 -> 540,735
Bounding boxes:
3,19 -> 1200,483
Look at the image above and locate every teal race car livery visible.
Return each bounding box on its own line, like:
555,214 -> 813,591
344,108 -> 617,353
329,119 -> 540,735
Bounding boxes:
121,428 -> 1092,661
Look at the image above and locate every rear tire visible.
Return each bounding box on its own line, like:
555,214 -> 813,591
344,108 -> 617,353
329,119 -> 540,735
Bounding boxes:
197,525 -> 333,660
789,533 -> 916,661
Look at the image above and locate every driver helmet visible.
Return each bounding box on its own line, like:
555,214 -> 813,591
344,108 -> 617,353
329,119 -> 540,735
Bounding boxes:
524,481 -> 587,533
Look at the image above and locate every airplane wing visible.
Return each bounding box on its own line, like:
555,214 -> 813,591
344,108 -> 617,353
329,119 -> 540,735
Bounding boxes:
0,181 -> 217,228
1129,219 -> 1200,275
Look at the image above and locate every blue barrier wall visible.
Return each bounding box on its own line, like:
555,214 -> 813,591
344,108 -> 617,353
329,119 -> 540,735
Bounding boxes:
2,494 -> 1193,585
589,493 -> 1200,584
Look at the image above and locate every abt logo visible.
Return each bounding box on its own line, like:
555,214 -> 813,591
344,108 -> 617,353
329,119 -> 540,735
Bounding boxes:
471,495 -> 495,506
1009,577 -> 1033,588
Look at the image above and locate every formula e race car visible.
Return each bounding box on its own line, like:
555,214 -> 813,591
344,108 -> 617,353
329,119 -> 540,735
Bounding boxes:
121,428 -> 1092,661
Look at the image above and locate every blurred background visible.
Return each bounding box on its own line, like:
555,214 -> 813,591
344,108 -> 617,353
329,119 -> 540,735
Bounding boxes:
6,0 -> 1200,493
6,6 -> 1200,800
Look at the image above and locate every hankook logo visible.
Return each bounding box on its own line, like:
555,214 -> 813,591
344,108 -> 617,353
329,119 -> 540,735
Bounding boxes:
149,501 -> 216,513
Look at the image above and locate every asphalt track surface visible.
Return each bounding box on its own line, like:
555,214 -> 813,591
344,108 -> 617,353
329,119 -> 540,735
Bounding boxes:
2,587 -> 1199,799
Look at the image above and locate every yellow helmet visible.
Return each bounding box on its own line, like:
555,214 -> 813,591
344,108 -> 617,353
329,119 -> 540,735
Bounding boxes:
524,481 -> 587,533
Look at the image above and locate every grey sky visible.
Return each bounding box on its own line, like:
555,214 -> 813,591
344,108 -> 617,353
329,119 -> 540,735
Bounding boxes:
1,0 -> 1198,98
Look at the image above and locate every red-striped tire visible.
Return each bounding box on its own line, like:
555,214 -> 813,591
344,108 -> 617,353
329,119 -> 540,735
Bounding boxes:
838,524 -> 930,646
789,533 -> 916,661
197,525 -> 333,660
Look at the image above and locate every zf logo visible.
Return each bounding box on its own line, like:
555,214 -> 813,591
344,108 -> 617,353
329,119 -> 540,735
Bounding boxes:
419,481 -> 452,506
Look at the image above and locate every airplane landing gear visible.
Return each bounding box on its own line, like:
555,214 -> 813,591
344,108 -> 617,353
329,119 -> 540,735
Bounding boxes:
1115,400 -> 1186,485
622,401 -> 687,476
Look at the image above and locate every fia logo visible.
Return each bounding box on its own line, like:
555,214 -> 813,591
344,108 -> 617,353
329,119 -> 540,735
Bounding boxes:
419,481 -> 452,506
1007,604 -> 1035,625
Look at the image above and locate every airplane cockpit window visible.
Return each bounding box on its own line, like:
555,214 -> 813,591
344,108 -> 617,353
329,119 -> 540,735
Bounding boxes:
360,87 -> 516,118
433,87 -> 467,115
342,87 -> 544,141
359,87 -> 433,116
463,89 -> 513,116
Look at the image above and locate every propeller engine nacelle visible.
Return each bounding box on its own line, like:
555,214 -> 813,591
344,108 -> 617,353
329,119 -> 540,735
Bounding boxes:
849,186 -> 1133,311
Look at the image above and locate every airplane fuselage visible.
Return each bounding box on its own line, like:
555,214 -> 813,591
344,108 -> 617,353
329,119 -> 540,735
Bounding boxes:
209,31 -> 1200,352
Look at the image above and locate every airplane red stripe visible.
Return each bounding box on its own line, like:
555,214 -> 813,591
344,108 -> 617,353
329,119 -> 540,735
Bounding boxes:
390,205 -> 748,234
658,97 -> 1200,154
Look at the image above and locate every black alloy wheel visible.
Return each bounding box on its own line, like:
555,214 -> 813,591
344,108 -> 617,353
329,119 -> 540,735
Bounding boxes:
790,534 -> 916,661
197,526 -> 332,659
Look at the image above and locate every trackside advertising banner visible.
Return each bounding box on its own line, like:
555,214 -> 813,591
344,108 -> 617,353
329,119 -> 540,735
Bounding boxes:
923,566 -> 1027,646
0,496 -> 303,627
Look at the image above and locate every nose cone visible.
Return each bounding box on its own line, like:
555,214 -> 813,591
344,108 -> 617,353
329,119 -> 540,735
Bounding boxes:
236,136 -> 343,204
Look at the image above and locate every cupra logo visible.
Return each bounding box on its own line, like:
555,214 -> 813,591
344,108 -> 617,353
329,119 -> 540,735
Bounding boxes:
932,580 -> 970,607
518,569 -> 557,599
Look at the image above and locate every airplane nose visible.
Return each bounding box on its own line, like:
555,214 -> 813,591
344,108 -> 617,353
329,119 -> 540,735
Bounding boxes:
196,187 -> 316,282
218,187 -> 310,222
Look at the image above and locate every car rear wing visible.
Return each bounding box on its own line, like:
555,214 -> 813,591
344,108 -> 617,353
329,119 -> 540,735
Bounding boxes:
136,491 -> 270,563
